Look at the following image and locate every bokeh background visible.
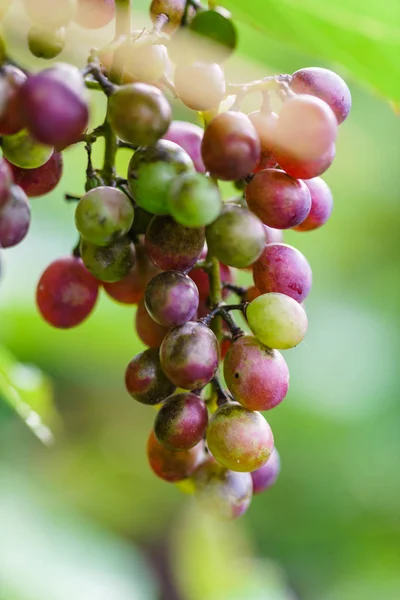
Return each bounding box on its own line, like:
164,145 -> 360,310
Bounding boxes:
1,1 -> 400,599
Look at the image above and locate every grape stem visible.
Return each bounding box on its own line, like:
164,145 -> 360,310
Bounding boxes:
226,74 -> 293,105
211,376 -> 230,407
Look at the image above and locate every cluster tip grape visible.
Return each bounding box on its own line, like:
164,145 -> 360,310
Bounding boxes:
0,0 -> 352,520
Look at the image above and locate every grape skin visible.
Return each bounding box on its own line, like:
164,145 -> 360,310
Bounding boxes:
147,430 -> 203,482
74,0 -> 116,29
174,62 -> 226,112
28,26 -> 66,59
6,152 -> 63,198
251,447 -> 281,494
125,348 -> 176,405
0,158 -> 13,207
135,298 -> 170,348
163,121 -> 206,173
0,185 -> 31,248
154,392 -> 208,450
294,177 -> 334,231
2,129 -> 54,169
80,236 -> 136,283
167,172 -> 222,228
275,142 -> 335,180
144,271 -> 199,328
0,65 -> 27,136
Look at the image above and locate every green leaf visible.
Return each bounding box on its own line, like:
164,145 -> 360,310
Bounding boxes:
223,0 -> 400,102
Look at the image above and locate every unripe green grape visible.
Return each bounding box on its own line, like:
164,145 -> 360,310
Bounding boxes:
75,186 -> 134,246
246,292 -> 308,349
127,140 -> 194,215
22,0 -> 77,28
167,172 -> 222,228
125,36 -> 169,84
174,62 -> 226,112
2,129 -> 54,169
28,25 -> 66,59
80,237 -> 136,283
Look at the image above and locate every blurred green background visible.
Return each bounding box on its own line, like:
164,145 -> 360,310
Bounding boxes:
1,1 -> 400,599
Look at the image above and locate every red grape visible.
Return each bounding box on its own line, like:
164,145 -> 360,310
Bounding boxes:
0,185 -> 31,247
248,110 -> 278,171
0,157 -> 13,207
147,430 -> 203,482
163,120 -> 205,173
275,142 -> 335,180
145,271 -> 199,327
125,348 -> 176,405
0,65 -> 27,136
135,297 -> 170,348
6,152 -> 63,197
294,177 -> 334,231
154,392 -> 208,450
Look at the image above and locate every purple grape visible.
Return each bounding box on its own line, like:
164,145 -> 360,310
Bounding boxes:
0,157 -> 13,207
125,348 -> 176,405
147,430 -> 204,482
154,392 -> 208,450
160,321 -> 219,389
294,177 -> 334,231
290,67 -> 352,124
253,242 -> 312,302
145,215 -> 205,271
0,185 -> 30,247
144,271 -> 199,327
251,447 -> 281,494
163,120 -> 205,173
0,65 -> 27,135
135,297 -> 170,347
275,142 -> 336,180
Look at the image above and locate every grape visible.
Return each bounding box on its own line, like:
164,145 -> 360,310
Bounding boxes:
244,286 -> 261,302
74,0 -> 115,29
193,459 -> 253,519
20,69 -> 89,149
145,271 -> 199,327
0,158 -> 13,207
206,402 -> 274,472
223,335 -> 289,411
167,172 -> 222,228
245,169 -> 311,229
246,292 -> 308,350
22,0 -> 77,27
275,95 -> 337,161
128,206 -> 153,236
80,236 -> 135,282
104,243 -> 158,304
125,348 -> 176,405
290,67 -> 352,124
189,262 -> 234,302
251,447 -> 280,494
125,36 -> 169,84
174,63 -> 226,112
127,140 -> 194,215
187,9 -> 237,64
75,186 -> 134,246
145,215 -> 205,272
28,26 -> 66,59
154,392 -> 208,450
6,152 -> 63,198
0,65 -> 27,135
205,204 -> 266,268
160,321 -> 219,389
2,129 -> 53,170
135,297 -> 170,347
149,0 -> 189,34
43,63 -> 87,95
0,185 -> 30,247
294,177 -> 334,231
108,83 -> 171,146
163,121 -> 205,173
274,142 -> 335,180
147,430 -> 203,483
201,111 -> 260,181
253,243 -> 312,302
36,256 -> 99,328
264,225 -> 283,244
248,110 -> 278,171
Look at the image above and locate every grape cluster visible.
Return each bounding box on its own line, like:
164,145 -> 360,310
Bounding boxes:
0,0 -> 351,519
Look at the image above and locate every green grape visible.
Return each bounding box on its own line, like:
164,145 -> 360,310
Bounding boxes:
167,172 -> 222,227
2,129 -> 54,169
75,186 -> 134,246
28,25 -> 66,59
127,140 -> 194,215
80,237 -> 136,283
246,292 -> 308,350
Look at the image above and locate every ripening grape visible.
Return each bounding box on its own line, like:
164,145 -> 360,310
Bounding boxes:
74,0 -> 115,29
290,67 -> 352,124
0,65 -> 27,135
0,185 -> 31,247
224,335 -> 289,411
75,186 -> 134,246
6,152 -> 63,197
251,447 -> 281,494
207,402 -> 274,472
154,392 -> 208,450
104,243 -> 158,304
43,63 -> 87,95
28,26 -> 66,59
127,140 -> 194,215
0,158 -> 12,207
167,172 -> 222,228
201,111 -> 260,181
36,256 -> 99,328
125,36 -> 169,84
248,110 -> 278,171
160,321 -> 219,390
2,129 -> 54,169
244,286 -> 261,302
294,177 -> 334,231
149,0 -> 189,34
275,142 -> 335,180
80,236 -> 135,282
145,215 -> 205,272
135,298 -> 170,347
275,94 -> 337,161
21,69 -> 89,149
253,243 -> 312,302
189,261 -> 234,302
246,292 -> 308,350
163,121 -> 205,173
22,0 -> 77,27
108,83 -> 171,146
245,169 -> 311,229
125,348 -> 176,405
145,271 -> 199,327
147,430 -> 203,482
174,63 -> 226,112
205,204 -> 266,268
